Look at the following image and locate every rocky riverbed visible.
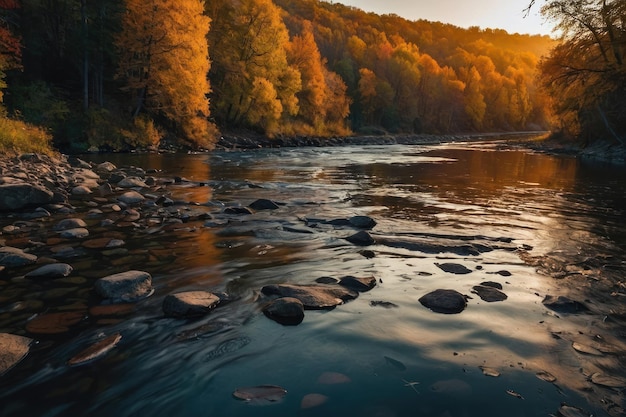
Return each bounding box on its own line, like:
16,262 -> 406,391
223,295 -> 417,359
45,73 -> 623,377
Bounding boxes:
1,146 -> 625,417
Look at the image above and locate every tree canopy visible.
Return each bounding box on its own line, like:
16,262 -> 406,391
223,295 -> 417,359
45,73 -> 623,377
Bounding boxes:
0,0 -> 560,151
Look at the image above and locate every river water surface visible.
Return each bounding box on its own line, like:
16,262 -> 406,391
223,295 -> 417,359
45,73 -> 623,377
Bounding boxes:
2,141 -> 626,416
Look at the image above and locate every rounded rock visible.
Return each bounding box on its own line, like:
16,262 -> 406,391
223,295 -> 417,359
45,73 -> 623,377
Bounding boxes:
25,263 -> 73,279
419,289 -> 467,314
263,297 -> 305,325
94,270 -> 153,302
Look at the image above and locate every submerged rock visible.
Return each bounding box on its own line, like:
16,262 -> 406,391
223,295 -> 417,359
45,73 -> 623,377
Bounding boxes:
0,333 -> 33,376
94,270 -> 153,302
471,285 -> 507,302
419,289 -> 467,314
542,295 -> 588,313
249,199 -> 280,210
67,333 -> 122,367
162,291 -> 220,318
435,262 -> 472,275
345,230 -> 375,246
263,297 -> 305,325
118,191 -> 145,205
348,215 -> 377,229
261,284 -> 358,310
54,218 -> 88,231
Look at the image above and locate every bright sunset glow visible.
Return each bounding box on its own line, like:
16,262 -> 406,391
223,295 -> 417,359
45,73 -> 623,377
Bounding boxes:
331,0 -> 551,35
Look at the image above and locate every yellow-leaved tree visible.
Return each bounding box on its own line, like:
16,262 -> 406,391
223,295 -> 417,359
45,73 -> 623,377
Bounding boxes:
116,0 -> 215,148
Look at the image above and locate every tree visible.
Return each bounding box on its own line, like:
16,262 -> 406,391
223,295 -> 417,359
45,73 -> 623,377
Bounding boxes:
533,0 -> 626,143
0,0 -> 21,104
116,0 -> 215,147
207,0 -> 300,136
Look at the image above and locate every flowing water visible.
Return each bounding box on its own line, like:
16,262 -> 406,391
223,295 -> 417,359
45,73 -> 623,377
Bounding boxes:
2,141 -> 626,416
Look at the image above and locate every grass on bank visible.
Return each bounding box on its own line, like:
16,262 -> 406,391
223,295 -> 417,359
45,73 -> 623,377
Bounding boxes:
0,116 -> 54,156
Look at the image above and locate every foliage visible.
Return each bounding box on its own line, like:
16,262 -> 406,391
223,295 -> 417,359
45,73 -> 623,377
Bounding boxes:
116,0 -> 216,148
535,0 -> 626,144
0,116 -> 53,155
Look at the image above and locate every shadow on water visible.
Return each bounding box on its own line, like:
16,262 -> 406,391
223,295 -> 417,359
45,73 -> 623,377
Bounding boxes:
2,142 -> 626,416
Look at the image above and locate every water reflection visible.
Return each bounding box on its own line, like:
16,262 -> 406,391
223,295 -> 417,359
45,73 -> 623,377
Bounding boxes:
2,143 -> 625,417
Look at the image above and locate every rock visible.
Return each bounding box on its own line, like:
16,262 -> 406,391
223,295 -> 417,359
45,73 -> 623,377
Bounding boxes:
370,300 -> 399,308
25,263 -> 73,279
94,270 -> 153,302
0,333 -> 33,375
339,275 -> 377,292
435,262 -> 472,274
263,297 -> 305,325
345,230 -> 375,246
419,289 -> 467,314
95,162 -> 117,173
118,191 -> 145,205
67,333 -> 122,367
71,185 -> 92,195
233,385 -> 287,405
557,405 -> 592,417
25,311 -> 85,334
0,246 -> 37,267
249,199 -> 280,210
315,276 -> 338,284
479,281 -> 503,290
162,291 -> 220,318
349,215 -> 377,229
261,284 -> 358,310
59,227 -> 89,239
359,250 -> 376,258
54,218 -> 88,231
224,207 -> 253,215
0,183 -> 54,211
117,177 -> 147,188
471,285 -> 507,302
542,295 -> 588,313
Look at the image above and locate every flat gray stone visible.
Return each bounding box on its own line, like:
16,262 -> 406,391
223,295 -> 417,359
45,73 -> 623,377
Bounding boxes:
163,291 -> 220,318
419,289 -> 467,314
349,216 -> 377,229
95,270 -> 153,302
249,199 -> 280,210
25,263 -> 73,279
435,262 -> 473,275
263,297 -> 305,325
0,246 -> 37,267
0,333 -> 33,376
472,285 -> 507,302
261,284 -> 358,310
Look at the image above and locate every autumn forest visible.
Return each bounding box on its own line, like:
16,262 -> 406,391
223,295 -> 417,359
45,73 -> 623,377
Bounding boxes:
0,0 -> 624,151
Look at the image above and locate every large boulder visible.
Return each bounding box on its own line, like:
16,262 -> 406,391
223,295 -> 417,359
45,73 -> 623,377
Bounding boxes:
0,183 -> 54,211
162,291 -> 220,318
0,246 -> 37,267
94,270 -> 153,302
261,284 -> 358,310
419,289 -> 468,314
263,297 -> 305,325
0,333 -> 33,376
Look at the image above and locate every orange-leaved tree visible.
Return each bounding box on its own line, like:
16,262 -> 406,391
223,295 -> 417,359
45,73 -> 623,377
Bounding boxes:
116,0 -> 215,148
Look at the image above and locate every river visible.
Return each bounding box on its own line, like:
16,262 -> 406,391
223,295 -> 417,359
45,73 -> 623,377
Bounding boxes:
2,140 -> 626,416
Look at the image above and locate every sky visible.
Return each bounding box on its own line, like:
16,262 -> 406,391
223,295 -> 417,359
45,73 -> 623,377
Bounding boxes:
331,0 -> 553,36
